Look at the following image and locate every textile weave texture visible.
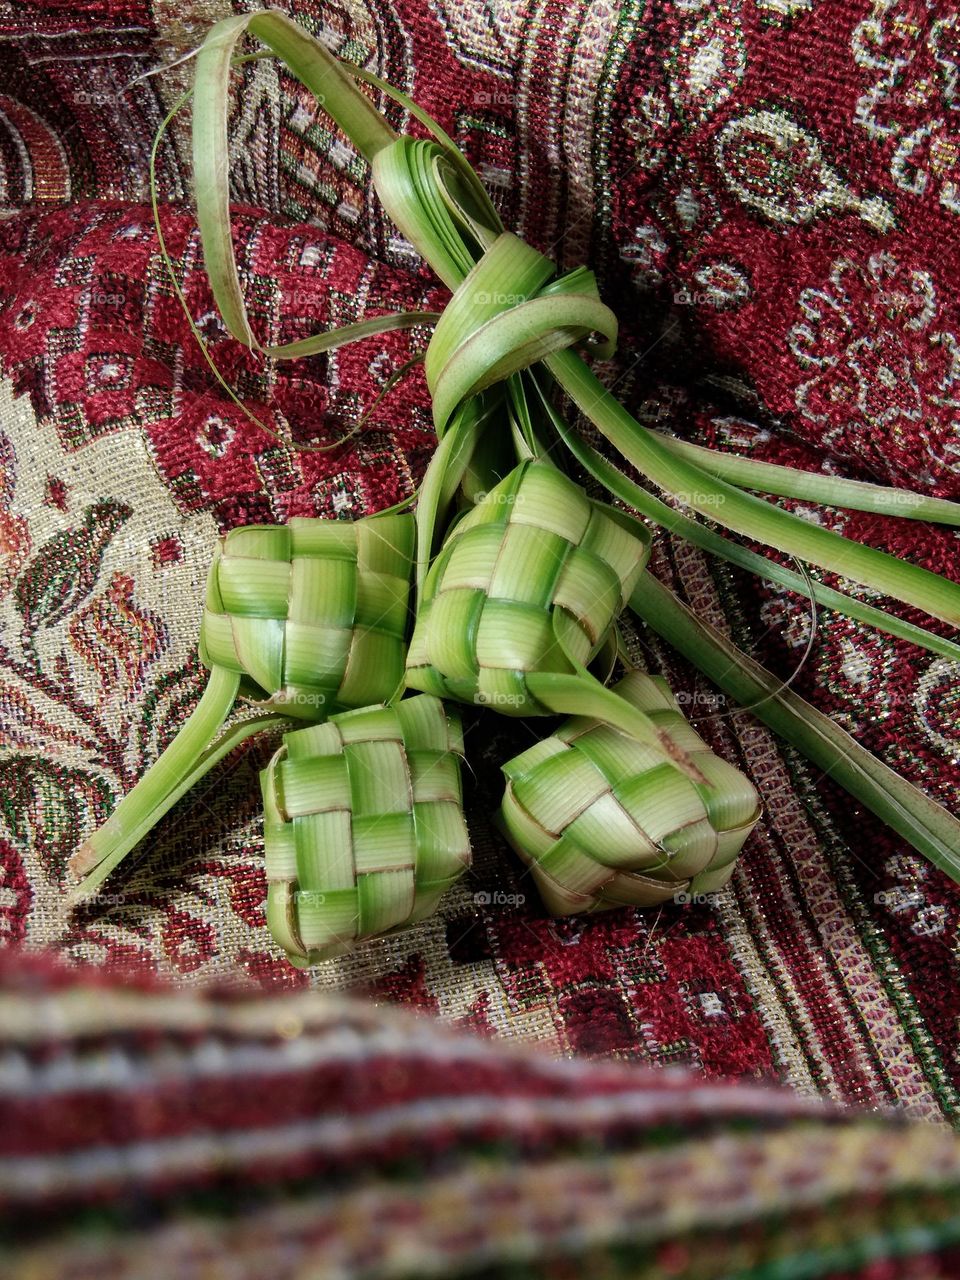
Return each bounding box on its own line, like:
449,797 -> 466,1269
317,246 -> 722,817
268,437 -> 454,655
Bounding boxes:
2,950 -> 960,1278
0,0 -> 958,1153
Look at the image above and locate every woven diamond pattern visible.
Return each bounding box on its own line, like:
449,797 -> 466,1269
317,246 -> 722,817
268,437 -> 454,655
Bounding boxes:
499,671 -> 762,914
405,461 -> 650,714
200,513 -> 414,719
260,695 -> 471,964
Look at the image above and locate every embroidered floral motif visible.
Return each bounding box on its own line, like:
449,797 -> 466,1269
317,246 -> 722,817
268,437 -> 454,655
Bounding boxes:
619,223 -> 671,288
853,1 -> 960,215
787,251 -> 960,485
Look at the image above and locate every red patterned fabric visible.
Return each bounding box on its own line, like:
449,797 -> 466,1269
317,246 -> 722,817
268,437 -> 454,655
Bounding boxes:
0,0 -> 958,1141
3,950 -> 960,1277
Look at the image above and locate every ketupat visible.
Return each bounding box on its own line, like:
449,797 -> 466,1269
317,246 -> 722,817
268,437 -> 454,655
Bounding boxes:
201,512 -> 414,719
499,671 -> 761,915
182,10 -> 960,878
260,695 -> 471,964
406,460 -> 650,714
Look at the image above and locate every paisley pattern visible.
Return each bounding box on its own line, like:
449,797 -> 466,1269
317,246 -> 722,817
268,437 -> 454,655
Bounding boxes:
668,5 -> 746,123
715,106 -> 894,229
0,0 -> 957,1129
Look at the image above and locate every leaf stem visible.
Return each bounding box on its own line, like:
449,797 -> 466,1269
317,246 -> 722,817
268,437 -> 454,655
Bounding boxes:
656,433 -> 960,526
69,666 -> 241,885
545,349 -> 960,627
558,424 -> 960,667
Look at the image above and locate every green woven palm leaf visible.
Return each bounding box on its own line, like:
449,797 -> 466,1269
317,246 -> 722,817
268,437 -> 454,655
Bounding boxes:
261,694 -> 471,965
499,671 -> 761,915
68,510 -> 414,903
405,461 -> 650,715
202,511 -> 414,717
174,10 -> 960,890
